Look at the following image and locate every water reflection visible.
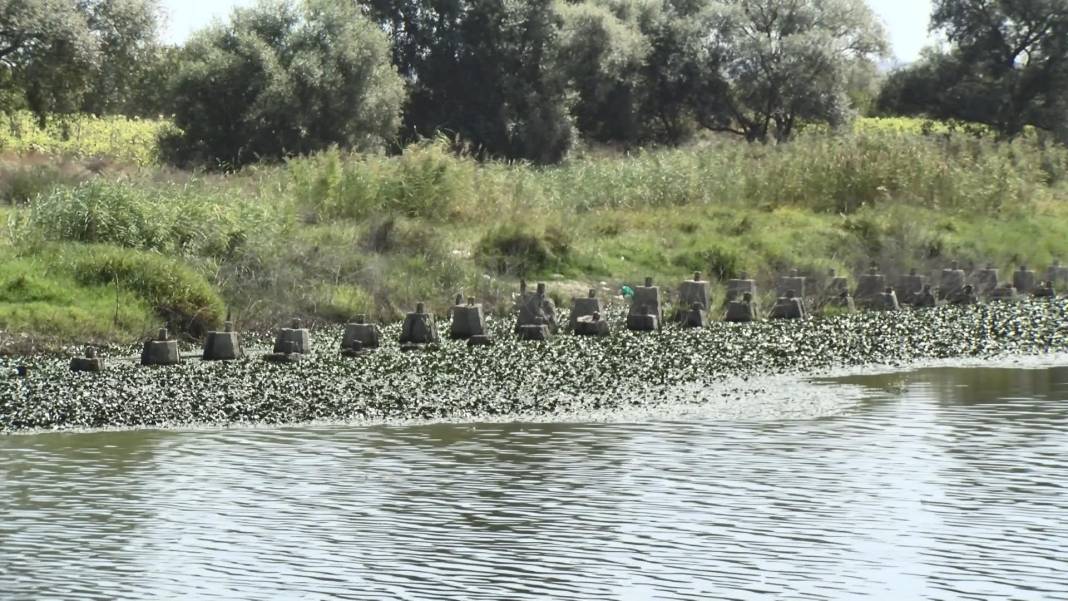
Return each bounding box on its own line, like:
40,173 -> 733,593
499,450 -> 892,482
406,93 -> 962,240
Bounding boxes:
2,365 -> 1067,600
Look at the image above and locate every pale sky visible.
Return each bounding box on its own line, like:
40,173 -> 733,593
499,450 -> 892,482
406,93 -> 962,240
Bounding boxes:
161,0 -> 936,64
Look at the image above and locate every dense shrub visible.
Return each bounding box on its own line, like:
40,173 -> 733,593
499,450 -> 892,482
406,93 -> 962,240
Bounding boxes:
23,178 -> 283,257
289,140 -> 475,222
70,246 -> 225,337
476,226 -> 573,276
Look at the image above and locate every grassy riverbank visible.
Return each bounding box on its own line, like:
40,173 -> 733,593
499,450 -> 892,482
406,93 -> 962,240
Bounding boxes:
3,118 -> 1068,352
2,299 -> 1067,432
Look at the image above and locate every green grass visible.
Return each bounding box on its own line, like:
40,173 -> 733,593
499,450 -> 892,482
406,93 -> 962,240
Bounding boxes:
4,120 -> 1068,350
0,256 -> 155,348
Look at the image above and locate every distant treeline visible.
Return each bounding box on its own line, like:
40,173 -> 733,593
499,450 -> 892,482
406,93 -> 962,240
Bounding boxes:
2,0 -> 1066,168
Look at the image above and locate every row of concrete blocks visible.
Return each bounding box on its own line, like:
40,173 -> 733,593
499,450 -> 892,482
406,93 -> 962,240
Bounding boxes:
727,264 -> 1058,304
65,265 -> 1061,371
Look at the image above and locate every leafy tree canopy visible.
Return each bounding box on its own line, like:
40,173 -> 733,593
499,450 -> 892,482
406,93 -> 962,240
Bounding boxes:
163,0 -> 406,169
878,0 -> 1068,142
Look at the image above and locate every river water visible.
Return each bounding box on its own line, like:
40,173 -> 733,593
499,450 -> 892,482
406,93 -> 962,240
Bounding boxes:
2,364 -> 1067,600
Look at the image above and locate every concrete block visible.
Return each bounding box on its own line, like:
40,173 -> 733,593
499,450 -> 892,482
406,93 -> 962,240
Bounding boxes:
341,340 -> 371,358
264,341 -> 303,363
726,272 -> 756,302
976,265 -> 999,296
141,328 -> 180,366
517,282 -> 558,333
678,272 -> 711,312
517,324 -> 550,341
825,269 -> 850,297
724,293 -> 758,322
626,313 -> 658,332
568,290 -> 602,330
575,314 -> 611,337
1046,261 -> 1068,285
203,322 -> 242,361
70,348 -> 105,373
342,315 -> 381,350
628,277 -> 663,326
769,295 -> 806,319
1013,266 -> 1036,294
400,303 -> 439,345
855,266 -> 885,305
948,285 -> 978,306
991,284 -> 1017,301
449,298 -> 486,339
777,269 -> 806,298
939,262 -> 966,300
912,285 -> 937,308
1033,281 -> 1056,299
680,303 -> 708,329
828,291 -> 856,312
273,319 -> 310,354
897,270 -> 926,304
875,288 -> 900,311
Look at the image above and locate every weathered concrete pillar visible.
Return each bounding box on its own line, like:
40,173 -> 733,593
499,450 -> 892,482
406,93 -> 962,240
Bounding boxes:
203,321 -> 242,361
724,292 -> 758,323
939,261 -> 966,300
828,290 -> 856,312
855,265 -> 885,307
517,324 -> 551,340
680,302 -> 708,329
264,339 -> 303,363
949,284 -> 978,306
450,296 -> 487,340
341,314 -> 381,351
1033,281 -> 1056,299
976,264 -> 999,297
628,277 -> 662,330
991,284 -> 1018,302
568,289 -> 602,330
517,282 -> 558,334
777,268 -> 806,299
825,269 -> 850,296
1046,260 -> 1068,285
70,347 -> 105,373
273,318 -> 310,354
575,311 -> 611,337
726,272 -> 757,303
897,269 -> 926,305
876,287 -> 900,311
141,328 -> 180,366
679,271 -> 713,313
912,284 -> 937,308
769,291 -> 806,319
1013,265 -> 1036,294
626,303 -> 659,332
400,303 -> 439,346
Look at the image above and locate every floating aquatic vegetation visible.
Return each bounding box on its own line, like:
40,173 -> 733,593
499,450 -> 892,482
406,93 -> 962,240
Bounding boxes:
2,300 -> 1067,432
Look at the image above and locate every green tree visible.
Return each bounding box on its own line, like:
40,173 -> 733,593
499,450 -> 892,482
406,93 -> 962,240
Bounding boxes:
80,0 -> 164,116
701,0 -> 888,142
556,0 -> 649,146
0,0 -> 98,121
364,0 -> 574,163
163,0 -> 405,169
879,1 -> 1068,142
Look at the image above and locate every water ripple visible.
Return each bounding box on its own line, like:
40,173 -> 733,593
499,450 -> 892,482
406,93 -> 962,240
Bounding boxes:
2,365 -> 1068,600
